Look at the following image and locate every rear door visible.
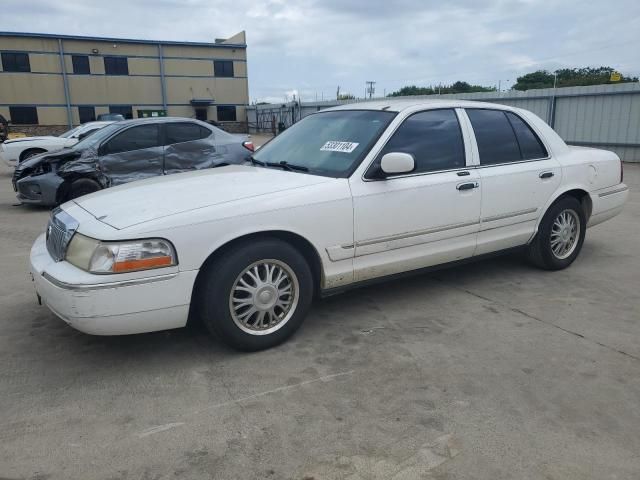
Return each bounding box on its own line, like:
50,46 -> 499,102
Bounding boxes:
464,108 -> 561,255
163,122 -> 221,175
99,124 -> 164,186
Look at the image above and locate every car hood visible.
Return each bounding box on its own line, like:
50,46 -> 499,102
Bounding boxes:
3,136 -> 59,144
15,148 -> 81,171
72,165 -> 333,230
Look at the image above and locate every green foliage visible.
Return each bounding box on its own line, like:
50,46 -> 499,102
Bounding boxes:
337,93 -> 356,100
513,67 -> 638,91
387,81 -> 495,97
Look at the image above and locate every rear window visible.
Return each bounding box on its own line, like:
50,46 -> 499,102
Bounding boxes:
467,109 -> 521,165
165,123 -> 211,145
505,112 -> 548,160
467,109 -> 548,165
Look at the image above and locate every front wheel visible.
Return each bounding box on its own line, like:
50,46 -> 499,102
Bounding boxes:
197,238 -> 314,351
527,196 -> 586,270
68,178 -> 101,201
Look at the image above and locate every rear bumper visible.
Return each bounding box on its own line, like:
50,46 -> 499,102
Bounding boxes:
588,183 -> 629,228
30,233 -> 197,335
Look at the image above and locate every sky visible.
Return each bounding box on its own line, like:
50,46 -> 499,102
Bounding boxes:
1,0 -> 638,103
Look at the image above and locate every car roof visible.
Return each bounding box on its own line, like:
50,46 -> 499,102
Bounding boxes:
113,117 -> 205,126
81,121 -> 115,127
323,98 -> 517,113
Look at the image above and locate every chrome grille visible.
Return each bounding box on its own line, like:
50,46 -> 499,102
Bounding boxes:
45,208 -> 79,262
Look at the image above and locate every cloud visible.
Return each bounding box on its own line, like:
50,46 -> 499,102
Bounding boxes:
1,0 -> 638,102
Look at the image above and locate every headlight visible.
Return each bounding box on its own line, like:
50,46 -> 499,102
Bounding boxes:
65,234 -> 177,274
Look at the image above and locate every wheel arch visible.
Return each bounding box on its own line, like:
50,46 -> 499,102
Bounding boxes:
534,186 -> 593,236
188,230 -> 325,324
19,147 -> 47,162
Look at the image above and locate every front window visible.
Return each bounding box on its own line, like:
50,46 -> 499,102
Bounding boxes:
252,110 -> 396,178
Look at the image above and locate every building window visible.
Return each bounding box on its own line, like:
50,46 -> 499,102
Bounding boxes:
217,105 -> 237,122
1,52 -> 31,72
78,106 -> 96,123
109,105 -> 133,119
9,106 -> 38,124
214,60 -> 234,77
195,108 -> 208,121
104,56 -> 129,75
72,55 -> 90,74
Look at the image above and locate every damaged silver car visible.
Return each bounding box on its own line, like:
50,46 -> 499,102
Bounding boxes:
12,117 -> 253,206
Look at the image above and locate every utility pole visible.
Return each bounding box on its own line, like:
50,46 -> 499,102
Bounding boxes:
337,86 -> 340,100
366,80 -> 376,99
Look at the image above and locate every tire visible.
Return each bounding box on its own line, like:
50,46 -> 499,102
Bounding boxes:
197,238 -> 314,351
68,178 -> 101,200
20,148 -> 47,162
527,196 -> 586,270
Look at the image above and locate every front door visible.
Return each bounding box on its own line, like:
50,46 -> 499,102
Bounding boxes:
98,124 -> 164,186
349,108 -> 481,282
464,108 -> 562,255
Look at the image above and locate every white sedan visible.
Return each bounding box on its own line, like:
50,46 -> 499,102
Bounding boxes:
0,121 -> 114,167
30,100 -> 628,351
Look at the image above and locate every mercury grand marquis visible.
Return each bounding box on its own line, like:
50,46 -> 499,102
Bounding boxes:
30,100 -> 629,351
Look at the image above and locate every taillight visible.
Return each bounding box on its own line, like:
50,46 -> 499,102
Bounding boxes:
242,141 -> 254,152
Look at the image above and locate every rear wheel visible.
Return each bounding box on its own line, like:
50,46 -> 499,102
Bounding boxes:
527,196 -> 586,270
68,178 -> 101,201
197,238 -> 313,351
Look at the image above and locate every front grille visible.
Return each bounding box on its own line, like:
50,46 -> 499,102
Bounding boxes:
46,208 -> 79,262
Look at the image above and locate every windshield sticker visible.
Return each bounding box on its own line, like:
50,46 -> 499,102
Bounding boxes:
320,141 -> 360,153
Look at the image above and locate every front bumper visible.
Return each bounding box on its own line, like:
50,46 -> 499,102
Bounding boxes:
0,145 -> 17,167
30,233 -> 197,335
15,172 -> 62,206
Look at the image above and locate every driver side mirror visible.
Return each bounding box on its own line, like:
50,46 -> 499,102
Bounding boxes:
380,152 -> 415,176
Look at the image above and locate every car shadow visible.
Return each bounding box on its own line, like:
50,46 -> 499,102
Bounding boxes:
39,251 -> 529,361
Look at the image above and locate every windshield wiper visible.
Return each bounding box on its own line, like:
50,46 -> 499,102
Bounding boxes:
265,161 -> 309,172
248,155 -> 266,167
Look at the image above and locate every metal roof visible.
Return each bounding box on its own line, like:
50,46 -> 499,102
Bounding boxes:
0,31 -> 246,48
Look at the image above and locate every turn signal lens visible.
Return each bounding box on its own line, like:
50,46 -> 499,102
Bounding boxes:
66,235 -> 177,274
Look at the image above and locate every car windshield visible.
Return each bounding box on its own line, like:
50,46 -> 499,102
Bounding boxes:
252,110 -> 396,177
70,122 -> 123,151
59,126 -> 83,138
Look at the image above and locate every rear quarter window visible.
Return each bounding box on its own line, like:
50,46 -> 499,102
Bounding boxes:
505,112 -> 548,160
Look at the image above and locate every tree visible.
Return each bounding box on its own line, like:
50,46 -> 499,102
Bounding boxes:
513,67 -> 638,91
337,93 -> 356,100
387,81 -> 494,97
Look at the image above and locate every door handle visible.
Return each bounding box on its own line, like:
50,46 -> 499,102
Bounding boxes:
539,171 -> 554,179
457,171 -> 470,176
457,182 -> 479,191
